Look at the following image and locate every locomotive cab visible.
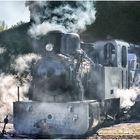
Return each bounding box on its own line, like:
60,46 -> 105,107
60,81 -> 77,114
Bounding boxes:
93,40 -> 128,68
85,40 -> 129,101
83,40 -> 129,122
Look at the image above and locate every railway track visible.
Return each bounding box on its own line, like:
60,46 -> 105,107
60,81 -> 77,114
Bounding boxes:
0,119 -> 140,139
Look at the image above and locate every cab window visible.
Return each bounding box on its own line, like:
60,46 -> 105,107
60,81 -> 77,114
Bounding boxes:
122,46 -> 127,67
104,43 -> 116,66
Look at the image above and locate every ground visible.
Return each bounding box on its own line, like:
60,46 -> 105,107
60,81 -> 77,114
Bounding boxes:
1,122 -> 140,139
88,122 -> 140,139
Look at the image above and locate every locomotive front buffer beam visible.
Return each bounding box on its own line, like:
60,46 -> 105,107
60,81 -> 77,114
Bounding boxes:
13,101 -> 101,135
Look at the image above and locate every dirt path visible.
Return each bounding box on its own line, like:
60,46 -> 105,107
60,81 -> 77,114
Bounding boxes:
88,122 -> 140,139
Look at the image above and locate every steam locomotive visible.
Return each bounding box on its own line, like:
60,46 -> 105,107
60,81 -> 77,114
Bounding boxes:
13,31 -> 135,136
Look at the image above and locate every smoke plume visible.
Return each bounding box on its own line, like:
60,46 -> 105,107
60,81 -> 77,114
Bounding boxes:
26,1 -> 96,37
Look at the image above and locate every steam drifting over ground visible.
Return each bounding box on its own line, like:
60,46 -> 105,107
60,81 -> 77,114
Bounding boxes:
0,53 -> 41,121
0,74 -> 28,121
116,87 -> 140,109
116,72 -> 140,109
26,1 -> 96,37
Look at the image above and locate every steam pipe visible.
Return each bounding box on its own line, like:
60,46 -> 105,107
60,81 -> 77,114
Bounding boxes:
17,86 -> 20,102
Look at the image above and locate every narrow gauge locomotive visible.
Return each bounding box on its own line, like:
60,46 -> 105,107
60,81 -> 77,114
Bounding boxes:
14,31 -> 129,135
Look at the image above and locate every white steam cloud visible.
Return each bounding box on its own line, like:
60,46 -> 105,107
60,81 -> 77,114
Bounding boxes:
27,1 -> 96,37
0,47 -> 6,55
14,53 -> 41,74
0,53 -> 41,121
116,72 -> 140,109
0,74 -> 29,121
29,22 -> 66,38
116,88 -> 140,109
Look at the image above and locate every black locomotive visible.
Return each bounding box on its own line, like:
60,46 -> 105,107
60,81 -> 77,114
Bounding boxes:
14,31 -> 137,135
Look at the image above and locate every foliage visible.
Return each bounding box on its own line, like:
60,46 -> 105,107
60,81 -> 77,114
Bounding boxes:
0,21 -> 8,32
0,23 -> 33,73
91,1 -> 140,43
11,21 -> 26,29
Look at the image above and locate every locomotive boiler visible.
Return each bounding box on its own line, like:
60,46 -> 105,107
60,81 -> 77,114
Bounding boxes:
13,31 -> 129,135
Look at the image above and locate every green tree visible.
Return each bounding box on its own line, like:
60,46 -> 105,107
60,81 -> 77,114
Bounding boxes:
0,21 -> 8,32
11,21 -> 25,29
84,1 -> 140,43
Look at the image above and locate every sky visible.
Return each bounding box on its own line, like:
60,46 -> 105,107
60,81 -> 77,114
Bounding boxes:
0,1 -> 30,27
